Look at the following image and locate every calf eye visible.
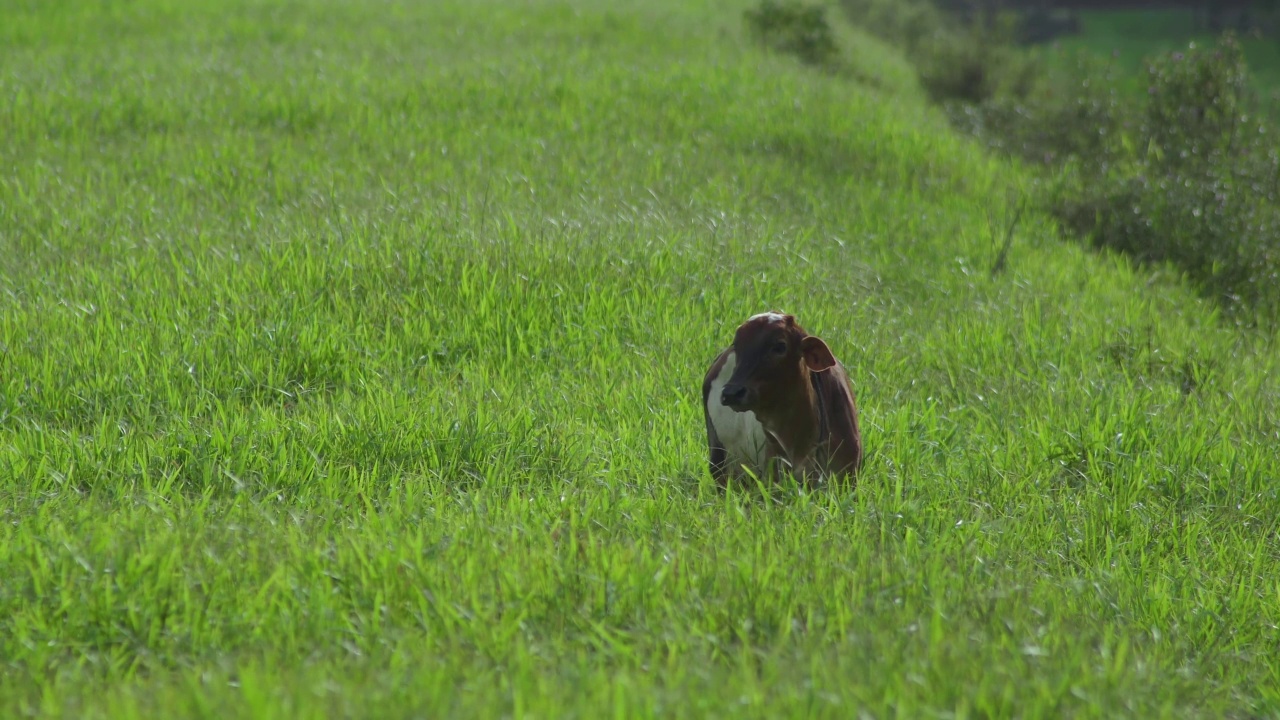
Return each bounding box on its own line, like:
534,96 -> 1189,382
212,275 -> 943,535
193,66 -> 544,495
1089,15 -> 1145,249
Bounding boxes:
772,341 -> 788,355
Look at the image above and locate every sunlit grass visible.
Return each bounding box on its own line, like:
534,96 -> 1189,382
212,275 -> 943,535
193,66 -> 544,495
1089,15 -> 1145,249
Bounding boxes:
2,0 -> 1280,717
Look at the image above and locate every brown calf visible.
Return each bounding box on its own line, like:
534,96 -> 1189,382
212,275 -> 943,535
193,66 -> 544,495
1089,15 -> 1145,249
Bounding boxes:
702,312 -> 863,488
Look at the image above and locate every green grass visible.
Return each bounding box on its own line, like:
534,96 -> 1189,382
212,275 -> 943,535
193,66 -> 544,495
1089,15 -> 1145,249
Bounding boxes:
1048,10 -> 1280,98
3,0 -> 1280,716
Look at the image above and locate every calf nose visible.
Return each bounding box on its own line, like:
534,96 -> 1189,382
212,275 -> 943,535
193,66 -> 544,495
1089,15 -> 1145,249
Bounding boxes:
721,384 -> 747,407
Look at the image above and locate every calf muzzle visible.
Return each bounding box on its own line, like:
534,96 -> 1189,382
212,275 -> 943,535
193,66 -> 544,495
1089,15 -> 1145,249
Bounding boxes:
720,384 -> 750,409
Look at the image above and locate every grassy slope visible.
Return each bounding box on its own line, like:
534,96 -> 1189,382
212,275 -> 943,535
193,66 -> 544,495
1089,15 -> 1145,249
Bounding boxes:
2,0 -> 1280,716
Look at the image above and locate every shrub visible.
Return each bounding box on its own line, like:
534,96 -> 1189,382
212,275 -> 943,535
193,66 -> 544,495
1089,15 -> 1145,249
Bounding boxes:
840,0 -> 946,51
745,0 -> 839,68
836,0 -> 1039,103
912,12 -> 1040,104
762,0 -> 1280,317
914,20 -> 1280,318
948,49 -> 1130,165
1142,39 -> 1251,170
1043,37 -> 1280,316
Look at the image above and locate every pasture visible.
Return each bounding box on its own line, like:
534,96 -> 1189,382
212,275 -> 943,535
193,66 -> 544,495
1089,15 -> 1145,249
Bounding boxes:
2,0 -> 1280,716
1048,9 -> 1280,98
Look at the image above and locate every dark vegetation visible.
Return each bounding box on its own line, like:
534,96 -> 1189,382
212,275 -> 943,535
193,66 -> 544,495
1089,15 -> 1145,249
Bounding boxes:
744,0 -> 840,68
746,0 -> 1280,324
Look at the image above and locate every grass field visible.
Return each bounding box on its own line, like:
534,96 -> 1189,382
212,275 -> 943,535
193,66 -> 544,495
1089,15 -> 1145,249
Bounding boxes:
1047,10 -> 1280,97
4,0 -> 1280,716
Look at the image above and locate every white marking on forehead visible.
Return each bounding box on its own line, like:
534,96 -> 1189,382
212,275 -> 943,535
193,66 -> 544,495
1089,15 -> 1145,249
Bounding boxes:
747,312 -> 787,324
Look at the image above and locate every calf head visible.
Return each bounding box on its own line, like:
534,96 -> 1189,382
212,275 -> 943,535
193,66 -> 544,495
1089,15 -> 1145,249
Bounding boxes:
719,312 -> 837,417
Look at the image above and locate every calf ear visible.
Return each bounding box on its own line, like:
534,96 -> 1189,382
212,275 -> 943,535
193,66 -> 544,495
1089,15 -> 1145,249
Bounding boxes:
800,336 -> 837,372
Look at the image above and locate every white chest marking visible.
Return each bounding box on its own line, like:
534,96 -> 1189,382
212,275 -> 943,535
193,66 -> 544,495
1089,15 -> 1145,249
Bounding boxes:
707,351 -> 770,474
